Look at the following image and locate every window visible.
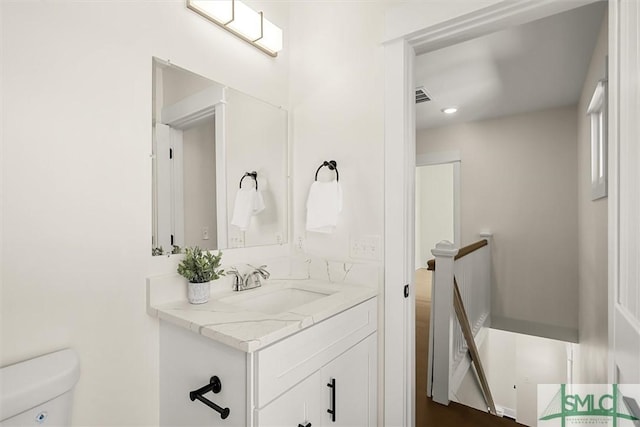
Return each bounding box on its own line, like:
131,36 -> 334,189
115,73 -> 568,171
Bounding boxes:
587,80 -> 607,200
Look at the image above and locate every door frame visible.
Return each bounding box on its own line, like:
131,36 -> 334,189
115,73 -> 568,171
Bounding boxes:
382,1 -> 607,425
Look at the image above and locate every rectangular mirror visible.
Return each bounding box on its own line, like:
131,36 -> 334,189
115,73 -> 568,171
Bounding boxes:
152,58 -> 288,255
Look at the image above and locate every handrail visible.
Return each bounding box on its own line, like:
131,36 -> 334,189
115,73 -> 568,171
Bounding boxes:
453,277 -> 496,415
426,239 -> 488,271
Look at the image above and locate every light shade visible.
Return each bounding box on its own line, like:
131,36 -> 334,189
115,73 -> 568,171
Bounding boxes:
187,0 -> 282,57
226,1 -> 262,41
189,0 -> 233,25
255,16 -> 283,54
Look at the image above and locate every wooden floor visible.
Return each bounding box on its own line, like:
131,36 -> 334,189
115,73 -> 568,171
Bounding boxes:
415,269 -> 521,427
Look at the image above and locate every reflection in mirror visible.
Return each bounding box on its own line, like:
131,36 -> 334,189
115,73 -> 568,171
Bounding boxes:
151,58 -> 288,255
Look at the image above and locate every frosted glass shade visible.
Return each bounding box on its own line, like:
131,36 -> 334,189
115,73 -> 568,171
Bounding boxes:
255,17 -> 283,54
188,0 -> 233,25
186,0 -> 283,56
227,1 -> 262,41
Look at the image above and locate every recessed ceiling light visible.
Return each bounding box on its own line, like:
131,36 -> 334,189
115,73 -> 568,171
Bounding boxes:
441,107 -> 458,114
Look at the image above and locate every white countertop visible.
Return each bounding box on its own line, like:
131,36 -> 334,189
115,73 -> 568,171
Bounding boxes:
148,279 -> 377,353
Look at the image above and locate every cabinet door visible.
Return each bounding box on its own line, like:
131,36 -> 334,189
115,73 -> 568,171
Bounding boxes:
320,335 -> 377,427
257,371 -> 322,427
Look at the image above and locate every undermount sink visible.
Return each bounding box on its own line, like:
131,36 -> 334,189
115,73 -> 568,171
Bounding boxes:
219,287 -> 334,315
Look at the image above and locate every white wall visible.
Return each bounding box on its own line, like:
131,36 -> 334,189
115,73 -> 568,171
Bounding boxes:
455,330 -> 516,415
1,1 -> 289,425
488,330 -> 517,415
514,332 -> 567,426
417,107 -> 579,341
576,11 -> 608,384
289,2 -> 389,262
384,0 -> 503,42
287,3 -> 393,421
161,65 -> 217,107
415,164 -> 454,268
457,329 -> 568,427
225,88 -> 288,248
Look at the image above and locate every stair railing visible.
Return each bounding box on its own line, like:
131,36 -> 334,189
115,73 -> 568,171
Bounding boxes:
426,233 -> 495,415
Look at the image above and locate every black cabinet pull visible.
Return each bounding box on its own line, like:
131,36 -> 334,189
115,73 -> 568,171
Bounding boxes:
298,423 -> 311,427
189,376 -> 230,420
327,378 -> 336,422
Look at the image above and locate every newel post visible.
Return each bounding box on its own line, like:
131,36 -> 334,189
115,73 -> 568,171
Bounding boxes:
430,240 -> 459,405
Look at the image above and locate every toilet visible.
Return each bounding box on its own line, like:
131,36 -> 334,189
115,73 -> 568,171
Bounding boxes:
0,349 -> 80,426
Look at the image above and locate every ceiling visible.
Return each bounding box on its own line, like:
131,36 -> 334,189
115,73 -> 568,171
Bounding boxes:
415,2 -> 607,130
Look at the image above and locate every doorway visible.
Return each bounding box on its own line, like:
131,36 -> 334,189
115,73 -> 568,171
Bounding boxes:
414,155 -> 459,424
382,2 -> 619,425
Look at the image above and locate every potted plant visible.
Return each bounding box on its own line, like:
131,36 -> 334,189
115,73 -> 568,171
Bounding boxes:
177,247 -> 224,304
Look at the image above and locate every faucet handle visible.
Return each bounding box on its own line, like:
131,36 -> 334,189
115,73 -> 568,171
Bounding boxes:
250,264 -> 270,279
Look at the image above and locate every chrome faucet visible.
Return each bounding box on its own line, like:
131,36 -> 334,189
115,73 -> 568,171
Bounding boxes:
227,268 -> 243,292
243,265 -> 270,289
230,265 -> 270,291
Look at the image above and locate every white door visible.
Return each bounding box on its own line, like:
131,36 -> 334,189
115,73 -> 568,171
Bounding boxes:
155,124 -> 184,250
320,336 -> 377,427
256,371 -> 322,427
609,0 -> 640,385
155,124 -> 172,251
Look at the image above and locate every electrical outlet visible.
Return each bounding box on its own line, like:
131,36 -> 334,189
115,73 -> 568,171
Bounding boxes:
202,227 -> 209,240
350,235 -> 381,260
230,235 -> 245,248
295,236 -> 305,252
275,233 -> 283,245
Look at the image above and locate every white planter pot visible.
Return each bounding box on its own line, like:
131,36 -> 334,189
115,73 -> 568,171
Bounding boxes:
187,281 -> 211,304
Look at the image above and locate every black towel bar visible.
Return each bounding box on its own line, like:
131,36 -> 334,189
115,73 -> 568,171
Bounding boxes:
189,376 -> 230,420
314,160 -> 339,182
239,171 -> 258,190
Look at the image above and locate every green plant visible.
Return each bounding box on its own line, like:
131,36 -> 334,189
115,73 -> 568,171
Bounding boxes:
177,247 -> 224,283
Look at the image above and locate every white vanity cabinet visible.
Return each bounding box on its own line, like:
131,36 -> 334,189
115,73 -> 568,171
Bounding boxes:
256,334 -> 376,427
159,297 -> 377,427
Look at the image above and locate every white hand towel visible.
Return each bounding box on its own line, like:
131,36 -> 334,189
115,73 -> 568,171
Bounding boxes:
231,188 -> 265,231
306,180 -> 343,233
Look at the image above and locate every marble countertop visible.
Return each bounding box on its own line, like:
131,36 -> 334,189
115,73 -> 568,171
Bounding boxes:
148,279 -> 377,353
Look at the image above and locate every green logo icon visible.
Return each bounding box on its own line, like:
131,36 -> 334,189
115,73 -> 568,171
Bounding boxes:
539,384 -> 639,426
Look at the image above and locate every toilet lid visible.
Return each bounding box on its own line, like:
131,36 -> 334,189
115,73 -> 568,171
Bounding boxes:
0,349 -> 80,421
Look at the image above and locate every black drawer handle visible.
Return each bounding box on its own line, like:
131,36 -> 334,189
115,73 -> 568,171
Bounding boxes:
327,378 -> 336,422
298,423 -> 311,427
189,376 -> 230,420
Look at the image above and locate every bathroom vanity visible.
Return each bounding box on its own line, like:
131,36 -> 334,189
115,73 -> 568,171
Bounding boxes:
149,59 -> 378,426
148,279 -> 377,427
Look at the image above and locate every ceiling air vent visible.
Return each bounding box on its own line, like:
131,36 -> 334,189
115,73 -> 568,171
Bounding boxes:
416,87 -> 431,104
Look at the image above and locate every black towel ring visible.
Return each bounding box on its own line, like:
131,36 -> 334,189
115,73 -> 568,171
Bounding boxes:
239,171 -> 258,190
314,160 -> 339,182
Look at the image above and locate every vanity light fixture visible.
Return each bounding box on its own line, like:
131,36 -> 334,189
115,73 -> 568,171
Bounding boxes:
441,107 -> 458,114
187,0 -> 283,57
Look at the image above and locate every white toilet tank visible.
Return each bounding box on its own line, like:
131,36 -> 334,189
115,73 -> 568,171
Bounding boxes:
0,349 -> 80,427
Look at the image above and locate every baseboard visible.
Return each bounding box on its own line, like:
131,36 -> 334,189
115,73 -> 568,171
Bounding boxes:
495,405 -> 517,420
